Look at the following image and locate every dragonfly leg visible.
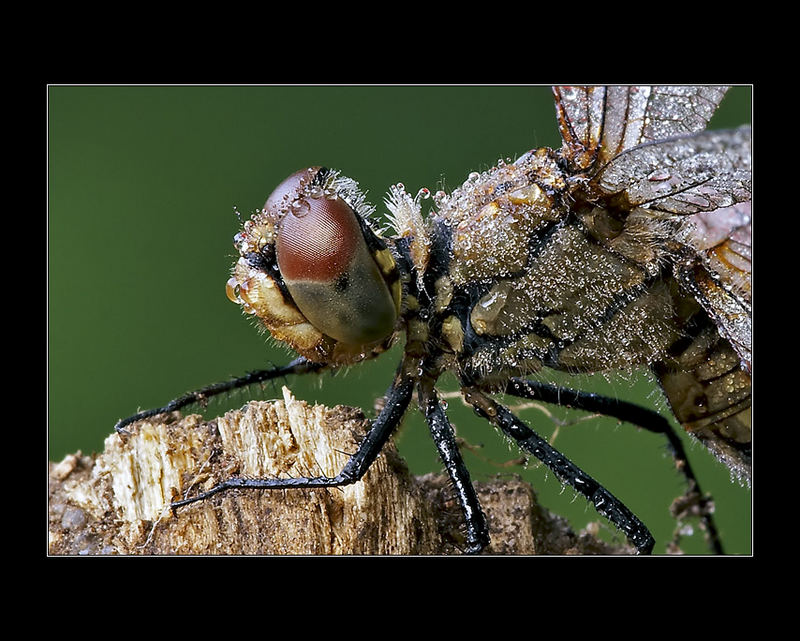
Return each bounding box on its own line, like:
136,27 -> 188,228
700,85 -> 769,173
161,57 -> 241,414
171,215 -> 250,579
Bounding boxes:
418,380 -> 489,554
462,385 -> 655,554
501,377 -> 723,554
114,357 -> 325,435
170,371 -> 414,510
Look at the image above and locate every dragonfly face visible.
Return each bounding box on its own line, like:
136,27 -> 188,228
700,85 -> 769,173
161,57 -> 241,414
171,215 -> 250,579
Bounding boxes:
229,87 -> 751,491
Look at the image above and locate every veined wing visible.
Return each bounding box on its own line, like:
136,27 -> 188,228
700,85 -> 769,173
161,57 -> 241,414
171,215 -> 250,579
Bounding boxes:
592,126 -> 751,215
553,86 -> 729,173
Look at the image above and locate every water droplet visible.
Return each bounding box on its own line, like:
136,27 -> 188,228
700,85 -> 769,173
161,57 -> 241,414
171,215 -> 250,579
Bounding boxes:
561,87 -> 578,101
290,199 -> 311,217
225,278 -> 242,304
647,168 -> 672,181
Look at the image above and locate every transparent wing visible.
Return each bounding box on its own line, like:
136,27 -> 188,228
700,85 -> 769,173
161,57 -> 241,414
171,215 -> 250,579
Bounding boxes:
554,86 -> 729,173
592,125 -> 751,215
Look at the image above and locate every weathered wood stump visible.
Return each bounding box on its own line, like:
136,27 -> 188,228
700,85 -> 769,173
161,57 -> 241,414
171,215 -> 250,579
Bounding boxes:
49,387 -> 631,555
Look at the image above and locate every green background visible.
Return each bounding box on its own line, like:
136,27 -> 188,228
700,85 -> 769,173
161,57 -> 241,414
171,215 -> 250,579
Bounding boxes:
48,85 -> 752,554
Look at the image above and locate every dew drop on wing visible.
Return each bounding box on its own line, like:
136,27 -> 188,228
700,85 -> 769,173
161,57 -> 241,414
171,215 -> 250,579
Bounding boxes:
646,168 -> 672,181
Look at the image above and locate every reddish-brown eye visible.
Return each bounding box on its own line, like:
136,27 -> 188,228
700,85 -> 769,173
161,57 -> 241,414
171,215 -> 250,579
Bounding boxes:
266,168 -> 398,347
275,190 -> 361,283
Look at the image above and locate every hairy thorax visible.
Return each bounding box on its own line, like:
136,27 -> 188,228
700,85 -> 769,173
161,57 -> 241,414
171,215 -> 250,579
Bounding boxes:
419,149 -> 687,385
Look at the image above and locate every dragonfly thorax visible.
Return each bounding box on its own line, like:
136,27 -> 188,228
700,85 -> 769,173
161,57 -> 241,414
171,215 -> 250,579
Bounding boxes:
403,149 -> 691,386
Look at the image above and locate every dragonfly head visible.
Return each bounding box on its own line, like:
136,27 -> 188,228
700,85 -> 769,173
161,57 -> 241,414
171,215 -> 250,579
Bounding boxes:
227,167 -> 401,365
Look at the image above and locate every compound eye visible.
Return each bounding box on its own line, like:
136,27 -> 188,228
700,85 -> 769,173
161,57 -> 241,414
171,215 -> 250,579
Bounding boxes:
275,177 -> 362,285
269,169 -> 398,347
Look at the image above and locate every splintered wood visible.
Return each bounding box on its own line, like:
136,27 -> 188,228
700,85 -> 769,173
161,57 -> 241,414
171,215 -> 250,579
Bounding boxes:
49,387 -> 631,555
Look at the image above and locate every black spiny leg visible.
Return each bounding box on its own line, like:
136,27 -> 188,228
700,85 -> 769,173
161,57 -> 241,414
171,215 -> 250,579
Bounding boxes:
170,371 -> 414,509
462,386 -> 655,554
418,381 -> 490,554
114,357 -> 325,435
502,378 -> 723,555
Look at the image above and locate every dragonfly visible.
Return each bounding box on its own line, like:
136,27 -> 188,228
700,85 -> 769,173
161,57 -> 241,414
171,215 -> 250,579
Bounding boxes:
115,85 -> 751,554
